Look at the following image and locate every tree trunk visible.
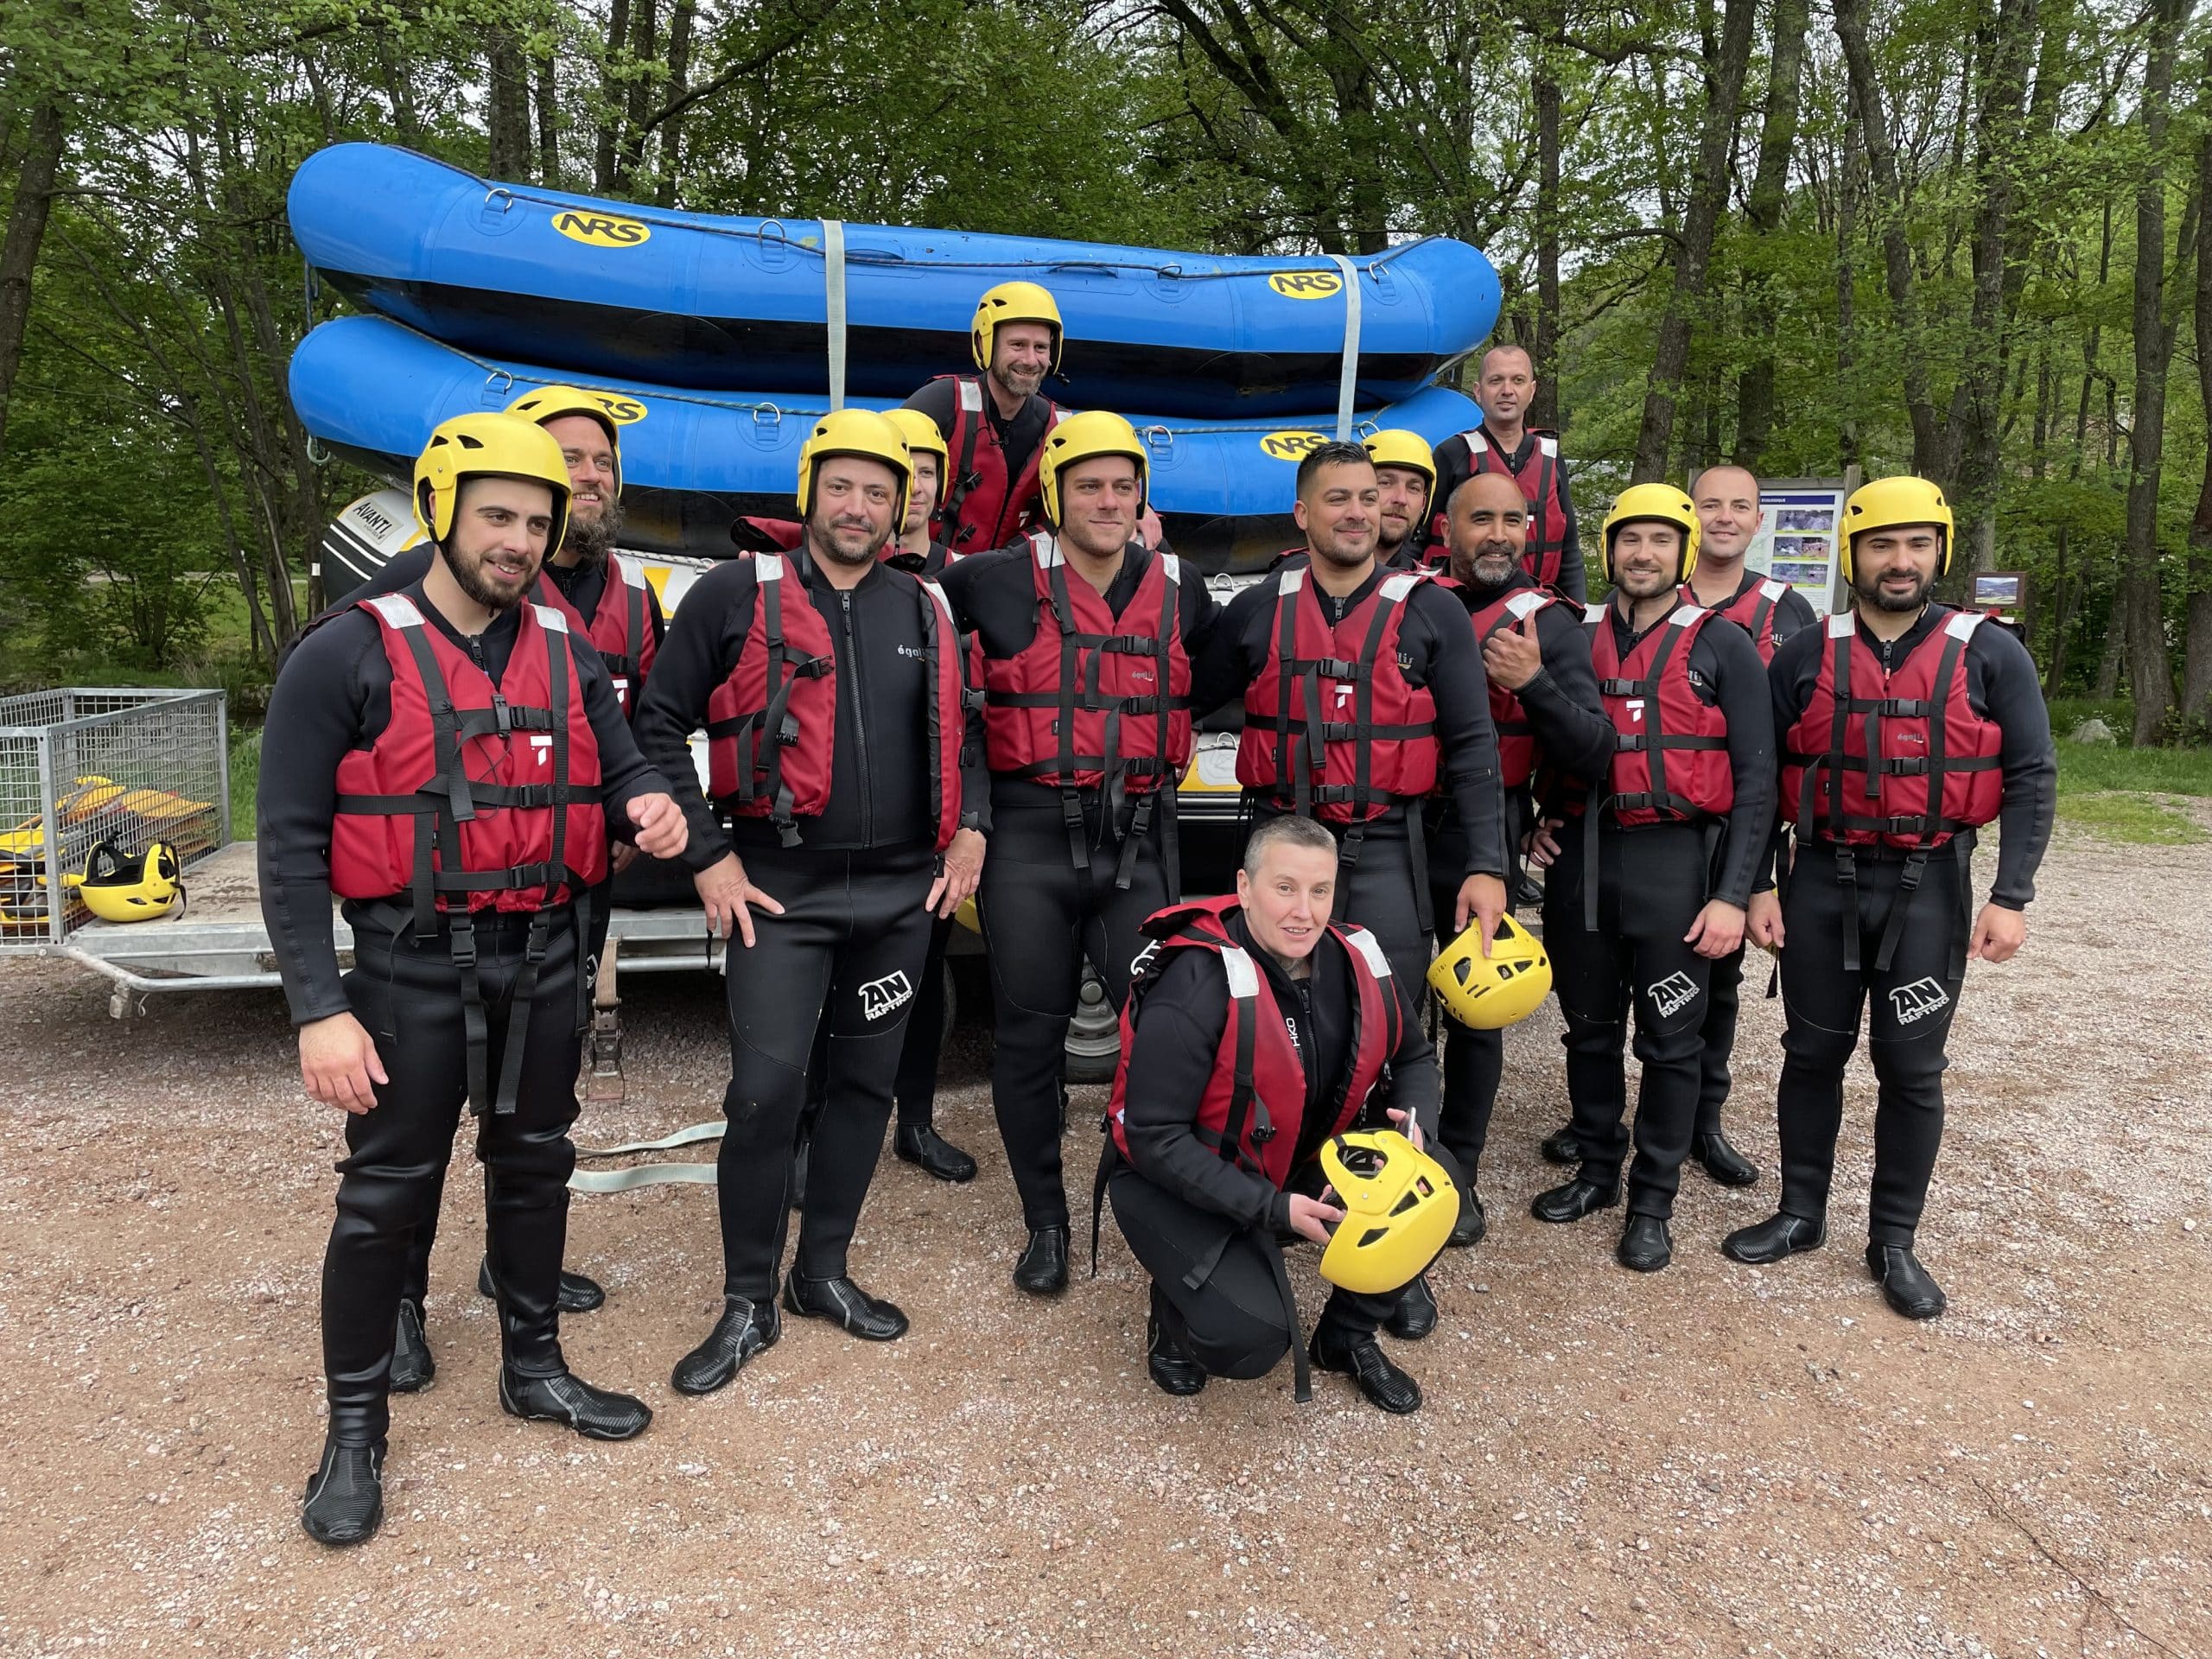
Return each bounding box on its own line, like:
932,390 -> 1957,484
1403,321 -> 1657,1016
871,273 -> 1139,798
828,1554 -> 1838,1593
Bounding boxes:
1732,0 -> 1808,469
537,54 -> 563,188
1631,0 -> 1758,480
2094,608 -> 2124,700
596,0 -> 632,192
614,0 -> 660,193
2122,0 -> 2188,745
2186,41 -> 2212,734
1951,0 -> 2043,575
1531,12 -> 1562,429
0,97 -> 65,463
2044,535 -> 2071,696
486,30 -> 531,179
1836,89 -> 1861,471
655,0 -> 697,207
1834,0 -> 1943,477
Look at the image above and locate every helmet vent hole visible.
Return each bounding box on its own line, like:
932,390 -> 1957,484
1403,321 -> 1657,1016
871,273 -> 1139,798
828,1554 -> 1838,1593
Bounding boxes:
1357,1227 -> 1390,1249
1389,1190 -> 1420,1217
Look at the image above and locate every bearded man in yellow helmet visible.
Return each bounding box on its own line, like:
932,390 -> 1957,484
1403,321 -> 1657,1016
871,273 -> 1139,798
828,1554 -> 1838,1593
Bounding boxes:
903,281 -> 1068,553
260,413 -> 690,1546
328,384 -> 669,1393
1724,475 -> 2054,1321
932,408 -> 1219,1294
1524,484 -> 1776,1274
1362,429 -> 1440,572
635,409 -> 988,1394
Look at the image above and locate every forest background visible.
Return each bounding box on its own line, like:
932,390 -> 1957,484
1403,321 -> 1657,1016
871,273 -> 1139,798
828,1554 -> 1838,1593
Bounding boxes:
1,0 -> 2205,747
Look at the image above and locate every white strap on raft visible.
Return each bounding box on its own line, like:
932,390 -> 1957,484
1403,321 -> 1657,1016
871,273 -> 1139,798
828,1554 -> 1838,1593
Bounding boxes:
824,218 -> 848,411
1331,253 -> 1361,441
567,1120 -> 727,1193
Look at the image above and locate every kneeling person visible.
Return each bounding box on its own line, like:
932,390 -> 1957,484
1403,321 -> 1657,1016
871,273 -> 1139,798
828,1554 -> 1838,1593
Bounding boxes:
1103,816 -> 1457,1414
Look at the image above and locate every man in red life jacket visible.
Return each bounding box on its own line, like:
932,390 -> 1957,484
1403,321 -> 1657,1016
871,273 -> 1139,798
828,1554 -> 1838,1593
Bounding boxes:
334,386 -> 666,1389
1422,345 -> 1586,600
904,281 -> 1066,555
1192,442 -> 1510,1001
1724,476 -> 2054,1319
1423,472 -> 1612,1250
1363,428 -> 1439,572
259,414 -> 690,1546
1103,815 -> 1456,1413
1678,464 -> 1819,1187
635,410 -> 988,1394
1524,485 -> 1776,1273
936,410 -> 1219,1295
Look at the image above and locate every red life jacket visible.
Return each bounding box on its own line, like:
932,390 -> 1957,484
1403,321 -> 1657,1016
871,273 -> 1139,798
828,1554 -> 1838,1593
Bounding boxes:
1780,609 -> 2003,850
533,555 -> 658,716
1426,427 -> 1571,588
981,534 -> 1193,793
1689,574 -> 1792,666
331,593 -> 607,915
1466,585 -> 1558,790
935,375 -> 1065,553
1237,565 -> 1440,822
1583,601 -> 1734,825
702,553 -> 968,851
1106,895 -> 1402,1192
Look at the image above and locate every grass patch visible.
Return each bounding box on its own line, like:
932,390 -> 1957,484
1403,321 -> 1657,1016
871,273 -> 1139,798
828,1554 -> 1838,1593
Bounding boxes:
2055,791 -> 2208,845
2054,740 -> 2212,797
229,728 -> 261,835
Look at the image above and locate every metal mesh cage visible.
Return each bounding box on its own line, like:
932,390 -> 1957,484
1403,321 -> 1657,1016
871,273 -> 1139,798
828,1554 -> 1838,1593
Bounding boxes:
0,689 -> 230,944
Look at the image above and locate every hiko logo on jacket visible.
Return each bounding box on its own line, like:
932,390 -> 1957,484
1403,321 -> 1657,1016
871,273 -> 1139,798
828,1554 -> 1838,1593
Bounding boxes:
860,971 -> 915,1021
1889,977 -> 1950,1026
1647,971 -> 1700,1019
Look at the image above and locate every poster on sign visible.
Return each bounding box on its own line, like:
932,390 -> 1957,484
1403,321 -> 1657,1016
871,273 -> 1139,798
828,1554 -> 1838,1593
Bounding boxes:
1743,481 -> 1846,608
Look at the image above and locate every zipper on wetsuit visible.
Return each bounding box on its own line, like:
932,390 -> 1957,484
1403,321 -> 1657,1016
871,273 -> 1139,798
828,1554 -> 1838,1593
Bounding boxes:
841,590 -> 872,844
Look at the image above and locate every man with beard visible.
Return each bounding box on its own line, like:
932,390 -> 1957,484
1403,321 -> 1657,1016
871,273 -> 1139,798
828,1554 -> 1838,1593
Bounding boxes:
1527,486 -> 1774,1274
936,411 -> 1218,1295
1424,473 -> 1612,1249
1421,345 -> 1586,601
334,386 -> 664,1389
1362,429 -> 1439,572
260,414 -> 689,1545
904,282 -> 1066,555
1724,477 -> 2053,1320
1195,442 -> 1509,1008
636,410 -> 987,1393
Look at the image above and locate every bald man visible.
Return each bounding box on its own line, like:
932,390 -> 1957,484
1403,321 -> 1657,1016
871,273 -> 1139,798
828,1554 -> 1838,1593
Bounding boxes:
1423,346 -> 1585,601
1681,463 -> 1817,1187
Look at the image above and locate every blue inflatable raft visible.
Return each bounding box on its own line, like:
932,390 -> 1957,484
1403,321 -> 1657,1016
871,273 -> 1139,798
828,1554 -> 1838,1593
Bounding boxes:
288,315 -> 1485,570
288,144 -> 1499,420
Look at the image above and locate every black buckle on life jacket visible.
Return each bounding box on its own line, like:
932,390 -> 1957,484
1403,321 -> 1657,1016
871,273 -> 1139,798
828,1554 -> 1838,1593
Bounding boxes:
447,912 -> 478,969
489,692 -> 512,735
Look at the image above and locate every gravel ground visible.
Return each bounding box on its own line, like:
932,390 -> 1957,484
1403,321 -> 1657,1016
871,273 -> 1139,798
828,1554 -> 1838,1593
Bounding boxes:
2,818 -> 2208,1659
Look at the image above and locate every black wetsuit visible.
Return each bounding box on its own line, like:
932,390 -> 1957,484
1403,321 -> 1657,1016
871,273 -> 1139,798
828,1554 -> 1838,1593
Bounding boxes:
259,582 -> 671,1447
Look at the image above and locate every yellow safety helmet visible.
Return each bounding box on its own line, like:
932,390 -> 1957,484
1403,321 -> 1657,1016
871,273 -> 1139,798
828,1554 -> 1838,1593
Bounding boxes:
62,840 -> 183,924
1361,429 -> 1437,491
954,895 -> 981,933
1840,474 -> 1953,579
796,407 -> 913,524
412,411 -> 572,554
972,280 -> 1064,375
1599,482 -> 1700,582
1316,1131 -> 1459,1295
1038,409 -> 1148,525
883,406 -> 950,480
505,385 -> 625,499
1427,913 -> 1552,1030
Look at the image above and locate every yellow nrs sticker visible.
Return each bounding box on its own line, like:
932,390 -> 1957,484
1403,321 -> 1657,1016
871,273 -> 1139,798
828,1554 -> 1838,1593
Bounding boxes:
1260,429 -> 1330,461
554,210 -> 652,249
1268,270 -> 1343,299
589,392 -> 649,425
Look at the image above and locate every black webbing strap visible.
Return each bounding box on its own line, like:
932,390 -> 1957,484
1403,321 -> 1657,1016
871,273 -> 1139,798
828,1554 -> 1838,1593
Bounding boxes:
396,624 -> 477,826
943,378 -> 986,547
919,581 -> 954,857
486,624 -> 574,1115
1406,796 -> 1433,938
1346,588 -> 1399,827
1262,1230 -> 1313,1403
1089,1135 -> 1120,1280
757,563 -> 831,849
1530,440 -> 1559,580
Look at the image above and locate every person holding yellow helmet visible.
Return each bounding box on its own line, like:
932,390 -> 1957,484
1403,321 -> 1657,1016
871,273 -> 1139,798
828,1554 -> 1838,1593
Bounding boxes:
327,383 -> 670,1385
1726,474 -> 2054,1321
634,408 -> 988,1394
259,412 -> 690,1546
1417,470 -> 1613,1268
1522,482 -> 1776,1274
902,281 -> 1068,553
1361,429 -> 1439,572
1099,815 -> 1459,1413
933,408 -> 1219,1294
